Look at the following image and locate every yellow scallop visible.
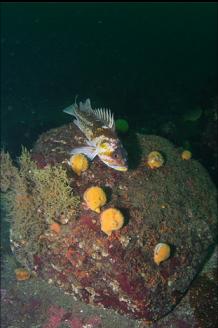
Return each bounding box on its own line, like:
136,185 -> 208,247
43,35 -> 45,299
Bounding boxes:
83,186 -> 107,213
181,150 -> 192,160
147,151 -> 164,169
70,153 -> 89,176
100,208 -> 124,236
154,243 -> 171,265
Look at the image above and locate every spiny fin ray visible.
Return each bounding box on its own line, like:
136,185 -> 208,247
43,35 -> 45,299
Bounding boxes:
63,98 -> 115,130
93,108 -> 115,130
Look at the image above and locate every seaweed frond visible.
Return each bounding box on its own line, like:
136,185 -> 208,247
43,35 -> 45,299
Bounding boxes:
32,164 -> 80,224
0,150 -> 18,192
1,147 -> 80,266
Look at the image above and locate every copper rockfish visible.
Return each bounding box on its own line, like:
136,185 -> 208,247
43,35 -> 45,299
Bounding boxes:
63,98 -> 128,171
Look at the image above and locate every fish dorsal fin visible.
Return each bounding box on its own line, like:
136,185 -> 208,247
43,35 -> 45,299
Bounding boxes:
76,98 -> 115,130
93,108 -> 115,130
79,98 -> 92,112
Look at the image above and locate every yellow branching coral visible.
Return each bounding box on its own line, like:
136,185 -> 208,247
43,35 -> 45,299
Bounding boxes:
181,150 -> 192,160
70,153 -> 89,176
83,186 -> 106,213
100,208 -> 124,236
154,243 -> 171,265
147,151 -> 164,169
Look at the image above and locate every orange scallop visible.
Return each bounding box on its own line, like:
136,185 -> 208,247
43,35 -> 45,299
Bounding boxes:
15,268 -> 31,281
50,222 -> 61,234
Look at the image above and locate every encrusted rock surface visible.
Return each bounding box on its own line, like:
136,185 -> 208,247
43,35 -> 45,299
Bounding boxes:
11,123 -> 218,322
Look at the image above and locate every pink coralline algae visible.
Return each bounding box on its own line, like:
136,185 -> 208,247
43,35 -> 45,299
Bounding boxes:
66,318 -> 83,328
66,315 -> 102,328
43,305 -> 102,328
43,305 -> 66,328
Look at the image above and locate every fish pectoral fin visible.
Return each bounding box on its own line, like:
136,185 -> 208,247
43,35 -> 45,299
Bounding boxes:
69,146 -> 98,161
85,139 -> 95,147
73,119 -> 82,130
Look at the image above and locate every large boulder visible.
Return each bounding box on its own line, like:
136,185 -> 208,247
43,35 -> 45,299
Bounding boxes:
9,123 -> 218,322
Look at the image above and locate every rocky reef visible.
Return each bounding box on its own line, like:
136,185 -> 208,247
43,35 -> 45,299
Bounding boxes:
1,123 -> 217,322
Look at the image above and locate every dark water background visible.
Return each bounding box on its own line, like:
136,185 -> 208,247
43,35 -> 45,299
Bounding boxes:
0,5 -> 217,327
1,3 -> 217,167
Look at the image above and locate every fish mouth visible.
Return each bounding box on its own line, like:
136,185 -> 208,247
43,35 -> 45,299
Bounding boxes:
114,166 -> 128,172
107,164 -> 128,172
100,157 -> 128,172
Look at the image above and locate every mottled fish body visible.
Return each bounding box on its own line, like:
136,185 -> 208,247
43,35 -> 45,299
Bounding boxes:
63,98 -> 128,171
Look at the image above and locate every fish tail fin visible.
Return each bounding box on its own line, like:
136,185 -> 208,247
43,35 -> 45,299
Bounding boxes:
63,95 -> 79,116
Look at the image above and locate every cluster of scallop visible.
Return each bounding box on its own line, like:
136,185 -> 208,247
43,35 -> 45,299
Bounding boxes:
69,153 -> 174,266
69,153 -> 123,237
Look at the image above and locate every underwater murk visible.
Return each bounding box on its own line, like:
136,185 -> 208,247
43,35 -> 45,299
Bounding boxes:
1,3 -> 217,328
